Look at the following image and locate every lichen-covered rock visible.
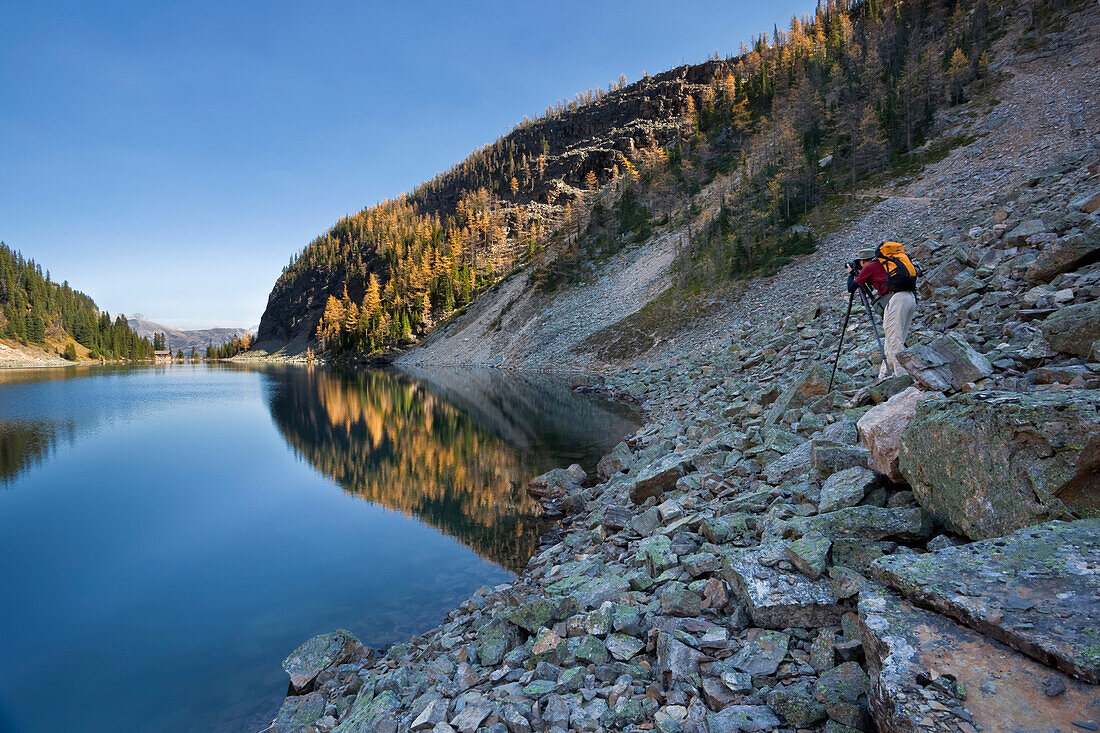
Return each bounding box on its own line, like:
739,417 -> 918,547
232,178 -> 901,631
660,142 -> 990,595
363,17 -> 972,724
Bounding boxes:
859,583 -> 1100,733
500,596 -> 579,633
730,628 -> 790,677
475,619 -> 519,667
525,464 -> 586,501
819,467 -> 876,513
768,680 -> 828,727
606,632 -> 645,661
761,439 -> 813,485
706,705 -> 782,733
333,689 -> 401,733
282,629 -> 362,694
597,441 -> 634,481
721,544 -> 845,628
700,513 -> 752,543
814,662 -> 871,730
787,505 -> 932,542
811,439 -> 871,481
869,519 -> 1100,683
1042,300 -> 1100,357
655,630 -> 704,683
764,362 -> 833,426
857,387 -> 943,481
898,390 -> 1099,540
786,532 -> 832,580
895,334 -> 992,392
1026,231 -> 1100,282
272,692 -> 327,733
628,451 -> 696,503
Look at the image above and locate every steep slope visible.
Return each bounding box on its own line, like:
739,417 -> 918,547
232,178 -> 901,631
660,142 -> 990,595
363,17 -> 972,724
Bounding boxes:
254,69 -> 705,354
405,0 -> 1099,373
259,0 -> 1011,364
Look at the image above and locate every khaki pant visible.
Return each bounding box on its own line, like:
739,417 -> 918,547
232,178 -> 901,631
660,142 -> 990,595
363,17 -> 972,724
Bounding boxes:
879,291 -> 917,378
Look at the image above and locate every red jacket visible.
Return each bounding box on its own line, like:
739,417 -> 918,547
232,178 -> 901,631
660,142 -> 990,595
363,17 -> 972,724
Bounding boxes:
854,260 -> 890,296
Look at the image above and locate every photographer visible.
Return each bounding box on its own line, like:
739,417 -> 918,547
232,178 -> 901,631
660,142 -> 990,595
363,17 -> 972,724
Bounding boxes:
845,246 -> 917,379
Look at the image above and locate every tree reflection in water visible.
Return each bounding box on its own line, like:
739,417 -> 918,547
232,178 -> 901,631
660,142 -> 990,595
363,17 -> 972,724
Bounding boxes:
266,366 -> 638,571
0,420 -> 74,485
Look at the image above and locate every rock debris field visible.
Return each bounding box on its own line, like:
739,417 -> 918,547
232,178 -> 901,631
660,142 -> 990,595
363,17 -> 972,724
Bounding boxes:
268,5 -> 1100,733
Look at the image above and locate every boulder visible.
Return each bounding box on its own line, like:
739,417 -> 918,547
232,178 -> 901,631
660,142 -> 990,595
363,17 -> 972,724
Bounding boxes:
869,519 -> 1100,683
655,631 -> 704,683
768,680 -> 827,727
895,335 -> 992,392
333,689 -> 401,733
475,619 -> 520,667
857,387 -> 943,481
819,467 -> 876,513
597,441 -> 634,481
814,662 -> 870,730
629,451 -> 696,504
788,505 -> 933,543
721,543 -> 846,629
859,584 -> 1100,733
272,692 -> 327,733
1042,300 -> 1100,357
1026,231 -> 1100,282
786,533 -> 832,580
525,464 -> 586,501
282,630 -> 362,694
765,362 -> 832,426
1071,187 -> 1100,213
706,706 -> 783,733
811,439 -> 871,481
761,440 -> 813,485
501,596 -> 579,633
898,390 -> 1099,540
1003,218 -> 1047,246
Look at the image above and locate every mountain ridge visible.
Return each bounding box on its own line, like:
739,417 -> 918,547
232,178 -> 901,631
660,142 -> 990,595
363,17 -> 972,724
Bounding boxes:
124,313 -> 256,352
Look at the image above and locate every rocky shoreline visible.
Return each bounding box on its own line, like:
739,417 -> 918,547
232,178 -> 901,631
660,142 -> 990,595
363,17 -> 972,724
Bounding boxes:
263,6 -> 1100,731
265,188 -> 1100,731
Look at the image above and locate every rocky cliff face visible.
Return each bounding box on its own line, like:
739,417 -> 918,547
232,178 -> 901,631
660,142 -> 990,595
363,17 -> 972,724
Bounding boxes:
255,64 -> 722,351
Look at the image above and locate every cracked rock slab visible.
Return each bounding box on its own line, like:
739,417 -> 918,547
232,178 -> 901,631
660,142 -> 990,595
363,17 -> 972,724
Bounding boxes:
721,543 -> 846,629
859,583 -> 1100,733
869,519 -> 1100,683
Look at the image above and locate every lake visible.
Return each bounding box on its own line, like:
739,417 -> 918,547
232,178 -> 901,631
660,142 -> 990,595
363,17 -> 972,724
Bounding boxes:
0,364 -> 638,732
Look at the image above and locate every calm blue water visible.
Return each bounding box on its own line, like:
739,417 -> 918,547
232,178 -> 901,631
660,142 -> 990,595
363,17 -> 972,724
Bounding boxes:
0,364 -> 637,732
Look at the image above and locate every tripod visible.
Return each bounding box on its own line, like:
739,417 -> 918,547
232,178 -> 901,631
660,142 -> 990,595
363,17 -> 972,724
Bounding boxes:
828,284 -> 888,392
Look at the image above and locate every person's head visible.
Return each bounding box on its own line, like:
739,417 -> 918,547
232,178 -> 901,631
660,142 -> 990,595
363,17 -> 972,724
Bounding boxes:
855,247 -> 876,265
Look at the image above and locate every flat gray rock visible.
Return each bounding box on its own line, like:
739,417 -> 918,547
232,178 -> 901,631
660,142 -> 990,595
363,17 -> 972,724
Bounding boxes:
706,705 -> 782,732
721,543 -> 845,629
870,519 -> 1100,683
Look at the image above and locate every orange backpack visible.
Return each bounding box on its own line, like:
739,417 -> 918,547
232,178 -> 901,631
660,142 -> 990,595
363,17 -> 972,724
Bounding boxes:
875,241 -> 917,292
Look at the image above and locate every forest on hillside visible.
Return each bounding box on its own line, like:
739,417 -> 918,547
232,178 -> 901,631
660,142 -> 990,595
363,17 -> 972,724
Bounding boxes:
0,243 -> 154,360
269,0 -> 1074,359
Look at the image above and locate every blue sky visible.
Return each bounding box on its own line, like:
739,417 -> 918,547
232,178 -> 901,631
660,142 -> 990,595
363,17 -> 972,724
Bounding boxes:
1,0 -> 815,329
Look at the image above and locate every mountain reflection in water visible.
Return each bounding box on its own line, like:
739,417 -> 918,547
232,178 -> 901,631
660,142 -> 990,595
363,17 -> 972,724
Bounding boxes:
266,366 -> 639,571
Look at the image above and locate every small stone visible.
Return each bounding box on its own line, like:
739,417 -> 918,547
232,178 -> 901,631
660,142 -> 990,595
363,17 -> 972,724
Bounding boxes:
1043,675 -> 1067,697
